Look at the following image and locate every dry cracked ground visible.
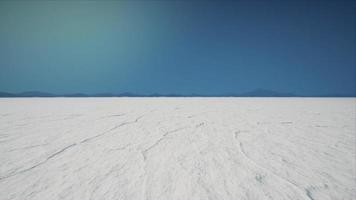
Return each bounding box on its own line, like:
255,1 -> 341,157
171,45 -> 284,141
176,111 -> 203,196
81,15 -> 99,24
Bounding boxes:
0,98 -> 355,200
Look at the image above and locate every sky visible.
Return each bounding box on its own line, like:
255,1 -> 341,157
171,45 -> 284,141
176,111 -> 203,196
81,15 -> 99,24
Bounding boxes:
0,0 -> 355,95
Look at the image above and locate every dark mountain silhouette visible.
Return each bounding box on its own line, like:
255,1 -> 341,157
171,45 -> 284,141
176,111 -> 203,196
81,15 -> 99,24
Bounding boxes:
17,91 -> 55,97
0,89 -> 354,97
0,92 -> 16,97
238,89 -> 296,97
0,91 -> 54,97
63,93 -> 89,97
92,93 -> 117,97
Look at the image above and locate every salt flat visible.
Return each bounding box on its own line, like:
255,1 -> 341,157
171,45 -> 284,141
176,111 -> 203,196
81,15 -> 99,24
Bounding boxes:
0,98 -> 355,200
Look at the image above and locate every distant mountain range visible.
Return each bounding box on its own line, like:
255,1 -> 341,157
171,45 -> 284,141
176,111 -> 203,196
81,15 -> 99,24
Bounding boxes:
0,89 -> 354,97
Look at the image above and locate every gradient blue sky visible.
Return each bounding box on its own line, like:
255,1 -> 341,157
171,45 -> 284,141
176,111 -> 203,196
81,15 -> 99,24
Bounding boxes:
0,0 -> 355,95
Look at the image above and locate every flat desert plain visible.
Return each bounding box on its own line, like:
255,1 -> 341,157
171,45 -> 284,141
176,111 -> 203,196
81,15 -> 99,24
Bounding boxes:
0,98 -> 355,200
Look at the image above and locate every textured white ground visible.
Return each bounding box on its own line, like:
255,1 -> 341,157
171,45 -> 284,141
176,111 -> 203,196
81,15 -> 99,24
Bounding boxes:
0,98 -> 355,200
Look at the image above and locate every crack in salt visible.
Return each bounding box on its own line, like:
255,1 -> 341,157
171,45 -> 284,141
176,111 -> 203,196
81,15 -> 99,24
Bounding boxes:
233,131 -> 312,200
0,143 -> 77,181
0,115 -> 145,181
141,127 -> 188,160
80,115 -> 144,144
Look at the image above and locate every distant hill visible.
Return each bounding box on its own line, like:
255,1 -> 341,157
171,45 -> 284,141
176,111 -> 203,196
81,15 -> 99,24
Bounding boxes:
0,92 -> 16,97
238,89 -> 296,97
17,91 -> 55,97
0,91 -> 54,97
0,89 -> 354,97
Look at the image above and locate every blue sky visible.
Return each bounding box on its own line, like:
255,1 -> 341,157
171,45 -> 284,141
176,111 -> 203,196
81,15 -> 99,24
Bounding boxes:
0,0 -> 355,95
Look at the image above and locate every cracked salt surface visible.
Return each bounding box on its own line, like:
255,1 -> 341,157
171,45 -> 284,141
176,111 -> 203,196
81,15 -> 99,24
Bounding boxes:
0,98 -> 355,200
